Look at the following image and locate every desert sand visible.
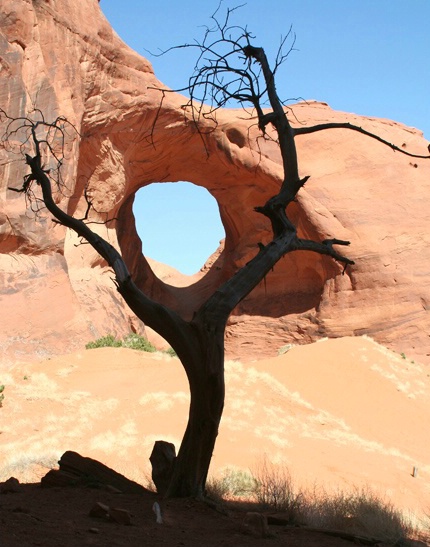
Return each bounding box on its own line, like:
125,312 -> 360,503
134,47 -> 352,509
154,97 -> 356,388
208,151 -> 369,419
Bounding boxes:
2,335 -> 429,524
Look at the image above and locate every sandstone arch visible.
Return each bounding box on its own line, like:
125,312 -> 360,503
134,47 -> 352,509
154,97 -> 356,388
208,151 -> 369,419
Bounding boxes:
1,0 -> 430,366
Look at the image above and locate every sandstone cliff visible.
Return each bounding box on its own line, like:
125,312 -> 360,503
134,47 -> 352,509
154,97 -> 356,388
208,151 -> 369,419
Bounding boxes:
1,0 -> 429,364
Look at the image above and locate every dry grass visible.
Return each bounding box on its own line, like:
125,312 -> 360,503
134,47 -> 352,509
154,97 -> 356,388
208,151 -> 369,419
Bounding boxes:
304,486 -> 420,544
253,459 -> 304,523
0,452 -> 60,483
206,461 -> 425,545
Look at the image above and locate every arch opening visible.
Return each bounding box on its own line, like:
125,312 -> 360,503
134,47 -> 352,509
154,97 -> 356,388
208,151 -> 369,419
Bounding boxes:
133,182 -> 225,280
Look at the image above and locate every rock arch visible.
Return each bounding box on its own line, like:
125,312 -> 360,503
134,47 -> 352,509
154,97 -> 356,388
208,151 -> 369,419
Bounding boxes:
1,0 -> 429,364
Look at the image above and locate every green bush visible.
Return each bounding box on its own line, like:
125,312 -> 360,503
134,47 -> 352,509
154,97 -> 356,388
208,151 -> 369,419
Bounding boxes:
122,333 -> 156,352
0,384 -> 4,407
165,347 -> 177,357
85,334 -> 122,349
85,333 -> 157,352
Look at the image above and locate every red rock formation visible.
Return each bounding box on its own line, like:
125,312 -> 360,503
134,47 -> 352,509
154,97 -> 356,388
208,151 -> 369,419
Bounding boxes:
1,0 -> 429,364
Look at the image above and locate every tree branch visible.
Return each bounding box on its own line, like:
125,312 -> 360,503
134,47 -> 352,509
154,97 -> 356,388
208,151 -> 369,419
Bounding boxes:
196,231 -> 298,325
293,237 -> 355,269
242,44 -> 299,197
294,122 -> 430,159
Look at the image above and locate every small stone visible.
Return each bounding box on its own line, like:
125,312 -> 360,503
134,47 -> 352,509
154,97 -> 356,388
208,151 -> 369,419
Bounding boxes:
108,507 -> 132,525
89,502 -> 110,519
88,527 -> 100,534
243,512 -> 270,538
152,501 -> 163,524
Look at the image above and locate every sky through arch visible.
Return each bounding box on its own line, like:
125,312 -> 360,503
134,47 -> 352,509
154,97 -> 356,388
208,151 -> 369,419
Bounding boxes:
133,182 -> 225,275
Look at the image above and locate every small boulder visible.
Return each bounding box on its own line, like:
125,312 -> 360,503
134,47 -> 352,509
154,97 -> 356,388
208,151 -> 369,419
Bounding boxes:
89,502 -> 110,519
89,502 -> 132,525
108,507 -> 132,525
0,477 -> 21,494
150,440 -> 176,496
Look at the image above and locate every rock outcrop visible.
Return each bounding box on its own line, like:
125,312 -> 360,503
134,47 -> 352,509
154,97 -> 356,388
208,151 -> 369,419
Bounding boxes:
1,0 -> 429,364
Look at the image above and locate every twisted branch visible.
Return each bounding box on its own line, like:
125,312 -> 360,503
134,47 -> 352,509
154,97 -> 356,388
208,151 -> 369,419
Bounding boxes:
294,122 -> 430,159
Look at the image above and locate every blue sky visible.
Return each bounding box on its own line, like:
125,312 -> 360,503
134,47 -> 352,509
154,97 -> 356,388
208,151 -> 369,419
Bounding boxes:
101,1 -> 429,275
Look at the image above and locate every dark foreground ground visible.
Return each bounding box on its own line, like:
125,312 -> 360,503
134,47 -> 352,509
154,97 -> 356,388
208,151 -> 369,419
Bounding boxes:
2,482 -> 427,547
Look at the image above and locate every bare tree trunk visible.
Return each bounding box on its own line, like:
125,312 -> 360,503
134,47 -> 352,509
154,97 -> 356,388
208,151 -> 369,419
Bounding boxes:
166,324 -> 226,498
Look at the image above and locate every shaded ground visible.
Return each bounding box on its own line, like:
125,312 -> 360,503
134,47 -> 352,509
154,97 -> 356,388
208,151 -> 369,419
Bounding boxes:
1,482 -> 383,547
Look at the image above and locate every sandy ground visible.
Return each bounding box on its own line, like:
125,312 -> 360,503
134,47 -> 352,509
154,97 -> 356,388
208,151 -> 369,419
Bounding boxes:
1,335 -> 429,528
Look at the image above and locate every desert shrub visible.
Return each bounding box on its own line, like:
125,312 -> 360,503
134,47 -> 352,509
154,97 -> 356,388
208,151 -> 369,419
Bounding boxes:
305,487 -> 417,544
278,343 -> 295,355
122,333 -> 156,352
0,384 -> 4,407
206,468 -> 256,501
205,476 -> 228,501
85,333 -> 156,352
205,461 -> 423,543
165,347 -> 177,357
253,460 -> 304,523
205,461 -> 421,542
85,334 -> 122,349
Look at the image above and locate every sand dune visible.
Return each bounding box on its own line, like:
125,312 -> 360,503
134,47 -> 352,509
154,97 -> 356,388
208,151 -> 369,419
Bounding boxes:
1,335 -> 429,519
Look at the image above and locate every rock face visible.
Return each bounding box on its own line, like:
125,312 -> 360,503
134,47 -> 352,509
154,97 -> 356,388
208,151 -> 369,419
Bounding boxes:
1,0 -> 429,365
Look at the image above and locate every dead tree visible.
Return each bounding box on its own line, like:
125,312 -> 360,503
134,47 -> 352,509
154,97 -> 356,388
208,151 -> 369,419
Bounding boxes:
3,9 -> 429,499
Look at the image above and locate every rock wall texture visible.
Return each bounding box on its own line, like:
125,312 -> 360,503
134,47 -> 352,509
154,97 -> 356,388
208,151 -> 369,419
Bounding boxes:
1,0 -> 429,365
